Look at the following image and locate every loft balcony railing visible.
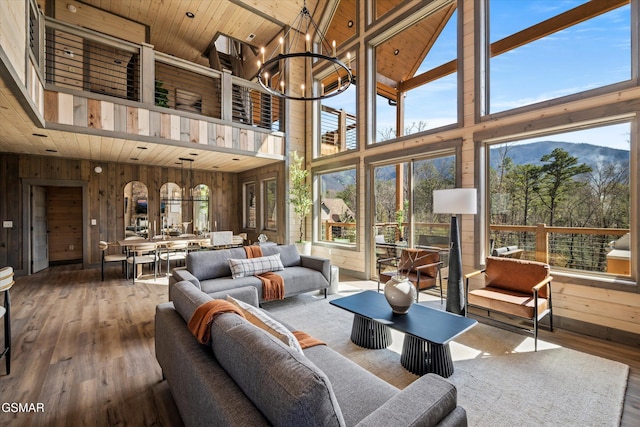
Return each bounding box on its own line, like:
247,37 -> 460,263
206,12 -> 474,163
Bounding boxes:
43,18 -> 282,132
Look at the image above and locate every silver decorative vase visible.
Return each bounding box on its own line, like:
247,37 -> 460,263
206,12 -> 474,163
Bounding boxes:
384,276 -> 416,314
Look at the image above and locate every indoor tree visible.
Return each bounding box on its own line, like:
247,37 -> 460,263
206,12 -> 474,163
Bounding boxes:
289,151 -> 313,244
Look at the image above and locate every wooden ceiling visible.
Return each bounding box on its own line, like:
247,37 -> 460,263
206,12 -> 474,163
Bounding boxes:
0,0 -> 330,172
0,0 -> 459,171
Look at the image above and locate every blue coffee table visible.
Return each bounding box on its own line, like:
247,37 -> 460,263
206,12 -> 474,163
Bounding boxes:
330,290 -> 477,377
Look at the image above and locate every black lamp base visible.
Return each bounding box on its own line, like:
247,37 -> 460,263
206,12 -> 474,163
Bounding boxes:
445,215 -> 465,316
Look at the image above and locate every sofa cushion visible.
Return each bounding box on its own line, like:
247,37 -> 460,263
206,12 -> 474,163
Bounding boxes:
187,247 -> 247,281
228,253 -> 284,279
261,244 -> 301,267
172,281 -> 213,323
211,313 -> 346,427
226,296 -> 303,353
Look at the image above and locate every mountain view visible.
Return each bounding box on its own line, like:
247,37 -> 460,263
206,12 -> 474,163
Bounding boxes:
489,141 -> 629,170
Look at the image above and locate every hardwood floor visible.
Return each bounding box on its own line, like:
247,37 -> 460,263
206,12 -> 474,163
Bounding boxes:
0,265 -> 638,426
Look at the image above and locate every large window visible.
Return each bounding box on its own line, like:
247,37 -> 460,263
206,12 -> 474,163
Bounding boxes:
243,182 -> 256,229
486,122 -> 632,277
373,155 -> 456,248
263,178 -> 277,231
487,0 -> 631,114
317,53 -> 357,157
373,2 -> 458,143
318,168 -> 357,245
192,184 -> 210,235
372,153 -> 456,279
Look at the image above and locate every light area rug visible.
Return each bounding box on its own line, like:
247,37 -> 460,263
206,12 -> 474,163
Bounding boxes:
262,290 -> 629,427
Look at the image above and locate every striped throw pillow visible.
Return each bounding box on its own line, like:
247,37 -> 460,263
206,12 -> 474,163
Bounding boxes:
228,254 -> 284,279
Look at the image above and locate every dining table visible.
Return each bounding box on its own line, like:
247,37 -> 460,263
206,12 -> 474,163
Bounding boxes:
118,236 -> 210,277
118,236 -> 244,277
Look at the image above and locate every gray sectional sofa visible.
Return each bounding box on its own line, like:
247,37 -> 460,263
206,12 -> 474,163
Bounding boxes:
155,281 -> 468,427
170,244 -> 331,301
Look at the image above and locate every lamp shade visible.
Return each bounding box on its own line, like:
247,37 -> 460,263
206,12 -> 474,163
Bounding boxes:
433,188 -> 477,215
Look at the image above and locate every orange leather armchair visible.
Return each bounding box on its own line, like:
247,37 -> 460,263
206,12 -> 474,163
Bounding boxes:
465,256 -> 553,351
378,248 -> 443,303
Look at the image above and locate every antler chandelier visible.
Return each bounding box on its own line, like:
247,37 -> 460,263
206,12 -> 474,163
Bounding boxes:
256,1 -> 353,101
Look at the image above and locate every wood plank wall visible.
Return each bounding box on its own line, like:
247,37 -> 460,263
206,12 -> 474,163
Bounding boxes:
0,152 -> 242,273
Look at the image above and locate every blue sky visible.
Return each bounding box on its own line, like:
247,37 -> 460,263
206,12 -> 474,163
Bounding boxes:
326,1 -> 631,150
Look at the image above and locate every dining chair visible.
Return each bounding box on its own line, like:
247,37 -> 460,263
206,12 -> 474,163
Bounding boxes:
159,241 -> 188,274
99,241 -> 127,281
126,242 -> 158,284
0,266 -> 14,375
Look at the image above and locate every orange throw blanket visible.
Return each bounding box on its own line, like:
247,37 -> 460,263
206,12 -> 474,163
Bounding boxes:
244,246 -> 285,301
293,330 -> 327,349
188,300 -> 245,344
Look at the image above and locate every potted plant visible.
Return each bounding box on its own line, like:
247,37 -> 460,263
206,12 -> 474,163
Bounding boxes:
289,151 -> 313,255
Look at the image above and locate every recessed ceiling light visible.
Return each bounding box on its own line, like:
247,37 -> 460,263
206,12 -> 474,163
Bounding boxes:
394,49 -> 400,55
347,20 -> 354,28
212,166 -> 219,169
130,157 -> 139,161
186,11 -> 195,18
246,33 -> 256,41
45,149 -> 57,153
33,133 -> 48,137
114,59 -> 122,64
137,146 -> 148,150
232,158 -> 240,161
189,152 -> 198,156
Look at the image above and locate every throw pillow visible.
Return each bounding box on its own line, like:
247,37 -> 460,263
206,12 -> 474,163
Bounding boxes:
228,253 -> 284,279
227,296 -> 303,354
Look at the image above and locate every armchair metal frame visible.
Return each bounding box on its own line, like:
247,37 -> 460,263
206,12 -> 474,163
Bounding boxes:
465,258 -> 553,351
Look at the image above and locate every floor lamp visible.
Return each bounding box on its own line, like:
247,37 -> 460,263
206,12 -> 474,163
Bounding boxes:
433,188 -> 477,315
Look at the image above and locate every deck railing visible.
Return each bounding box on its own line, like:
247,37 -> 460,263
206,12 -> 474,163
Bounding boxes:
43,17 -> 282,132
368,222 -> 630,275
320,105 -> 357,155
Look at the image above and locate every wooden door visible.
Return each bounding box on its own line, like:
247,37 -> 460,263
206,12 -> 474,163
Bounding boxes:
47,187 -> 83,263
31,186 -> 49,273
